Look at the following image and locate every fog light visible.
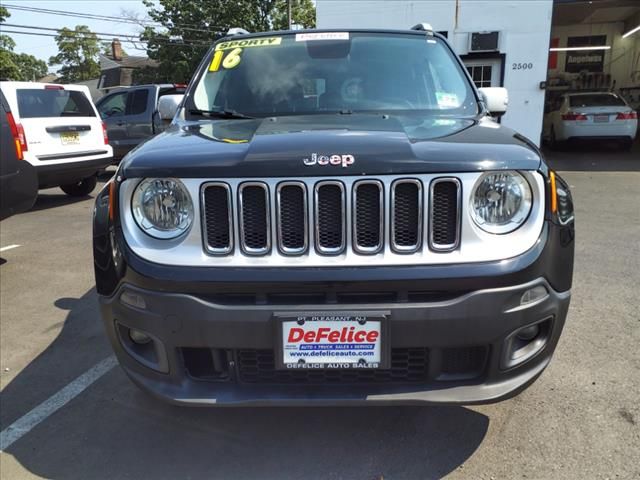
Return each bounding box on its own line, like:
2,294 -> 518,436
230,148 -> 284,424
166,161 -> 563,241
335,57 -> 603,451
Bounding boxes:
520,285 -> 548,305
129,329 -> 152,345
516,324 -> 540,341
501,317 -> 553,369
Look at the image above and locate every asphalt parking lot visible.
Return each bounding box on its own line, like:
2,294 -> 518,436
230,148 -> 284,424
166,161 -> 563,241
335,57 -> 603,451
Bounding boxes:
1,143 -> 639,480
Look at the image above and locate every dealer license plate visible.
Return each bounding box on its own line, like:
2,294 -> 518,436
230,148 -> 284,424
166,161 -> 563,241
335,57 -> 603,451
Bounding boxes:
60,131 -> 80,145
593,115 -> 609,123
280,313 -> 384,370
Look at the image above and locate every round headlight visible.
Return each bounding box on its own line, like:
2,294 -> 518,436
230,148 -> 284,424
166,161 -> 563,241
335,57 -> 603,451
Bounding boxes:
132,178 -> 193,239
470,171 -> 532,234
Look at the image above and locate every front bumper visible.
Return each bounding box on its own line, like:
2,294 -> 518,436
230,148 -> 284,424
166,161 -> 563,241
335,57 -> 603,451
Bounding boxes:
100,276 -> 570,406
94,169 -> 574,406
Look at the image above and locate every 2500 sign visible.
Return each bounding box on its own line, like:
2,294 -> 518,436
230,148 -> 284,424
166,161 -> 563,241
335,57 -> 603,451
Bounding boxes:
512,62 -> 534,70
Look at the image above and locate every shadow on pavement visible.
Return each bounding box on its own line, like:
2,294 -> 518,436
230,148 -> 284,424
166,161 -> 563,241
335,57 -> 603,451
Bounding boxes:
2,288 -> 490,480
543,139 -> 640,172
28,191 -> 94,212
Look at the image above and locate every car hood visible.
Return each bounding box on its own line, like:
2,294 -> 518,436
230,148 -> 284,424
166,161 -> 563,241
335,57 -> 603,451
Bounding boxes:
121,113 -> 542,178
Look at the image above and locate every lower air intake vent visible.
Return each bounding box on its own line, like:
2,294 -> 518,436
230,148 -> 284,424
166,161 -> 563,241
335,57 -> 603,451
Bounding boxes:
237,348 -> 429,384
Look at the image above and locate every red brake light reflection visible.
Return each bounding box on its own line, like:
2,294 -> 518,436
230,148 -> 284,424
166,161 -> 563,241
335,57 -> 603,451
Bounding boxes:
562,112 -> 587,121
102,121 -> 109,144
616,112 -> 638,120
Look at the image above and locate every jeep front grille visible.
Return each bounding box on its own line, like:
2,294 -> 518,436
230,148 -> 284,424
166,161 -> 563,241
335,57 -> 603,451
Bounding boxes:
276,182 -> 307,254
201,176 -> 461,259
315,181 -> 346,254
430,178 -> 462,251
353,180 -> 383,253
202,183 -> 233,254
238,182 -> 270,255
391,179 -> 422,253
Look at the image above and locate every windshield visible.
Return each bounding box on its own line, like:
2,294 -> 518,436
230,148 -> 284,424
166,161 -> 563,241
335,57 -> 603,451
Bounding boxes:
569,94 -> 626,108
191,32 -> 478,118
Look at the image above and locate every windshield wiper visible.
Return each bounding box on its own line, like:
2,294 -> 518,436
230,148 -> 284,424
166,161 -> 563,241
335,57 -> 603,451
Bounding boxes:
189,108 -> 255,119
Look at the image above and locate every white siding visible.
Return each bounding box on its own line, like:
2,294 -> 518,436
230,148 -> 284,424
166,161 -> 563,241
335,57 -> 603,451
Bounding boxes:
317,0 -> 554,145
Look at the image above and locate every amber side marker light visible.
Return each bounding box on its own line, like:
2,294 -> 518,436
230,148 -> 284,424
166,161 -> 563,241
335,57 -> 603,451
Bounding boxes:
549,171 -> 558,214
108,181 -> 116,221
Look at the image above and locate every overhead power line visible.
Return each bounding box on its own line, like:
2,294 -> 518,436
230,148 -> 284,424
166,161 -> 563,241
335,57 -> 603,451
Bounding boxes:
2,22 -> 214,46
1,29 -> 211,50
3,3 -> 226,34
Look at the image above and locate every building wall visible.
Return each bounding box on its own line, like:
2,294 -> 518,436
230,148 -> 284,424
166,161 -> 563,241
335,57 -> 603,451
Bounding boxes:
316,0 -> 554,145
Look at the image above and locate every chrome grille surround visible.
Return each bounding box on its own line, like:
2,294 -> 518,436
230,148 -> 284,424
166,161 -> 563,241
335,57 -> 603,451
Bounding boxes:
238,182 -> 271,255
276,181 -> 308,255
200,182 -> 233,255
314,180 -> 347,255
119,172 -> 546,268
352,180 -> 384,254
429,177 -> 462,252
390,178 -> 423,254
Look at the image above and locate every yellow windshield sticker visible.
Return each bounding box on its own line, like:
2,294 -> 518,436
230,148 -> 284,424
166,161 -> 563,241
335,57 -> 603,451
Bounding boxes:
222,48 -> 242,69
209,47 -> 243,72
209,50 -> 223,71
215,37 -> 282,51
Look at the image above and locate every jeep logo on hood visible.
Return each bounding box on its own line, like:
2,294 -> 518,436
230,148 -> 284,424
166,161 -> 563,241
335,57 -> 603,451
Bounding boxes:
303,153 -> 355,167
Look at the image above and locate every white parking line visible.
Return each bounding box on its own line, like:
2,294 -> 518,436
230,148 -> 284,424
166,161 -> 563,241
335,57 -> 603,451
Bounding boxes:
0,355 -> 117,452
0,244 -> 21,253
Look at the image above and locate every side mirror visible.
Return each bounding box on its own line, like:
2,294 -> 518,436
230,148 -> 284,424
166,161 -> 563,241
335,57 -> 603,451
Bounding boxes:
478,87 -> 508,117
158,94 -> 184,121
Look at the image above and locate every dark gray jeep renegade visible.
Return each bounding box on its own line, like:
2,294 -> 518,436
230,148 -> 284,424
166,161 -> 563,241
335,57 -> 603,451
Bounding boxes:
93,26 -> 575,406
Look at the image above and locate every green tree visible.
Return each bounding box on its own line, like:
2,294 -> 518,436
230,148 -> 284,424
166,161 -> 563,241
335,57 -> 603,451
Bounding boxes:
15,53 -> 48,81
0,6 -> 49,81
272,0 -> 316,30
1,6 -> 20,80
140,0 -> 315,84
49,26 -> 101,82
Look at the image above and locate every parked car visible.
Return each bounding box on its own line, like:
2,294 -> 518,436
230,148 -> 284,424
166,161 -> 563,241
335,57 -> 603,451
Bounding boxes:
94,25 -> 575,406
543,91 -> 637,150
0,89 -> 37,220
96,84 -> 186,160
0,82 -> 113,196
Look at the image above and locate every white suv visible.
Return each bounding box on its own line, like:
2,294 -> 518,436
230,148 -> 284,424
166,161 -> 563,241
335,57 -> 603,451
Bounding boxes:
0,82 -> 113,196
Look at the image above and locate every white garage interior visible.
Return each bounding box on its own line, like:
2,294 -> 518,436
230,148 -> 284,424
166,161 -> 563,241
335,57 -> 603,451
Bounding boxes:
315,0 -> 640,147
545,1 -> 640,120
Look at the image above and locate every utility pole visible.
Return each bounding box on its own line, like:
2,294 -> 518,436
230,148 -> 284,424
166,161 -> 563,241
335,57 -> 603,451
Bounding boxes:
287,0 -> 292,29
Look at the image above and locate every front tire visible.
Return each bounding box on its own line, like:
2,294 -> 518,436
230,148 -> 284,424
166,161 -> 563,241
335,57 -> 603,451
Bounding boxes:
60,174 -> 98,197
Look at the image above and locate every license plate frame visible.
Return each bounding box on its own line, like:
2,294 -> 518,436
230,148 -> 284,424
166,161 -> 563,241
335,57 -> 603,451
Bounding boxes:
60,131 -> 80,145
593,114 -> 609,123
274,311 -> 390,370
